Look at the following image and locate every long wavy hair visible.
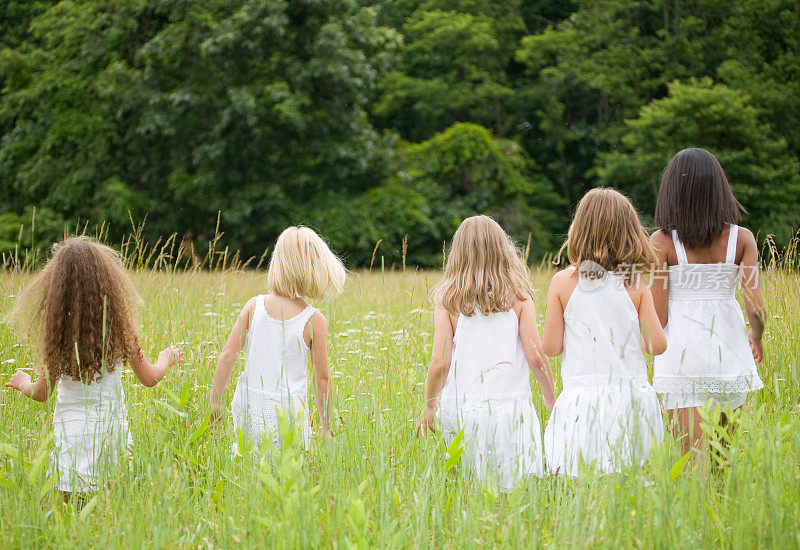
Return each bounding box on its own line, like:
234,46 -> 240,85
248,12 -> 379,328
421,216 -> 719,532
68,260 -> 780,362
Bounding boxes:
433,215 -> 532,316
8,237 -> 141,384
560,188 -> 657,283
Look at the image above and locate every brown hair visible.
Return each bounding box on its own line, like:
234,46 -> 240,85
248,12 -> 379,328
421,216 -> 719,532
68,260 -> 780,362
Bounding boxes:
433,215 -> 532,316
655,148 -> 744,249
561,188 -> 656,282
8,237 -> 141,384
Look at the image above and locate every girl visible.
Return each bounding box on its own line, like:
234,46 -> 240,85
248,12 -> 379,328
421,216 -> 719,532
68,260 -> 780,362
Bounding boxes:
210,226 -> 345,451
415,215 -> 556,491
543,189 -> 666,477
651,148 -> 765,458
5,237 -> 183,501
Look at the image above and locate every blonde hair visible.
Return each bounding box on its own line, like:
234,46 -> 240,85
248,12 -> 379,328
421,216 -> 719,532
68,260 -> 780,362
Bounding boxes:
266,226 -> 346,301
434,215 -> 532,316
8,237 -> 141,384
560,188 -> 656,282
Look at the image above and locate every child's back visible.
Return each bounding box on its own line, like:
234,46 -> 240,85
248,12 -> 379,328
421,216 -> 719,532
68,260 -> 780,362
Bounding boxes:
442,309 -> 530,399
544,269 -> 663,476
53,366 -> 132,492
210,226 -> 346,452
653,224 -> 763,408
560,270 -> 649,385
5,237 -> 182,500
438,309 -> 543,490
231,295 -> 317,449
542,189 -> 666,477
416,215 -> 556,492
438,305 -> 544,490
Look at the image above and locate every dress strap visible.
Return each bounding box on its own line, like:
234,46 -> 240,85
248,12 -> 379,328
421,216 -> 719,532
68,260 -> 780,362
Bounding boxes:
671,230 -> 688,264
725,224 -> 739,264
295,305 -> 317,334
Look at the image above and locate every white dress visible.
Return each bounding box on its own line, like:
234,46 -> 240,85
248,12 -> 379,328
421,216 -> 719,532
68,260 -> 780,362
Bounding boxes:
544,270 -> 663,477
52,365 -> 133,493
653,225 -> 763,410
436,308 -> 544,492
231,295 -> 316,451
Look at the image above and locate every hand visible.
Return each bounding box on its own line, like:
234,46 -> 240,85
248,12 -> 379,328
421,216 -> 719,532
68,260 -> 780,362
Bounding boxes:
209,404 -> 223,435
159,345 -> 184,368
748,330 -> 763,363
415,405 -> 437,436
5,370 -> 32,393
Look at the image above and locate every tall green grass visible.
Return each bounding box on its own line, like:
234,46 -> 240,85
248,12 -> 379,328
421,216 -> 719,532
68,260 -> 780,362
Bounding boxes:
1,261 -> 799,548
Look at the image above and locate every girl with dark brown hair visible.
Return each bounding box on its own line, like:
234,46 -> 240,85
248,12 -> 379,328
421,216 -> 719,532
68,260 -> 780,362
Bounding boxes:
5,237 -> 183,501
651,148 -> 766,462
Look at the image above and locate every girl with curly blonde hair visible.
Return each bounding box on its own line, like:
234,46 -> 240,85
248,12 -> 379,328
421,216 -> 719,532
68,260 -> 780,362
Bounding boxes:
5,237 -> 183,501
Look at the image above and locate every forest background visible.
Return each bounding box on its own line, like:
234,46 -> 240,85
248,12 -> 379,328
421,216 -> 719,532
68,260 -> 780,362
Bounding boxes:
1,0 -> 799,266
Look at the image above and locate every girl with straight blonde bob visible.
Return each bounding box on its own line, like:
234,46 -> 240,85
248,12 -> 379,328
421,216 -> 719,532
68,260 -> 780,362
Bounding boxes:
211,226 -> 345,452
418,215 -> 555,491
267,226 -> 346,301
434,215 -> 533,316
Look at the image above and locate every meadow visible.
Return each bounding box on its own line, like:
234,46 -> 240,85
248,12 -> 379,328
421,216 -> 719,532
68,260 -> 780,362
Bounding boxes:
0,260 -> 799,548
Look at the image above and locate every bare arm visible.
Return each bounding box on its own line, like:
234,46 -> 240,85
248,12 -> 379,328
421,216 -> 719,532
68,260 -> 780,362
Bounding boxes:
307,312 -> 332,434
650,230 -> 671,327
210,297 -> 257,421
415,304 -> 454,435
518,296 -> 556,410
738,228 -> 766,362
633,283 -> 667,356
542,271 -> 568,357
130,344 -> 183,388
5,368 -> 56,402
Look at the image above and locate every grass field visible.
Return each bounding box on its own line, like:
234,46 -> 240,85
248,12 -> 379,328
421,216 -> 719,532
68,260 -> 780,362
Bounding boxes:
1,264 -> 799,548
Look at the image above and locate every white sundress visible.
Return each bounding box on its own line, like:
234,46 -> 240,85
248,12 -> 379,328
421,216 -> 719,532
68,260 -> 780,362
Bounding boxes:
653,225 -> 764,410
544,270 -> 663,477
231,295 -> 316,452
52,364 -> 133,493
437,308 -> 544,492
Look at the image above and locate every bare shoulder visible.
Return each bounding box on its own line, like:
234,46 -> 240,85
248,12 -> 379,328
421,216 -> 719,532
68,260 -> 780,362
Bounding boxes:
738,226 -> 757,248
551,267 -> 576,285
549,267 -> 577,293
512,293 -> 536,317
650,229 -> 673,253
309,310 -> 328,328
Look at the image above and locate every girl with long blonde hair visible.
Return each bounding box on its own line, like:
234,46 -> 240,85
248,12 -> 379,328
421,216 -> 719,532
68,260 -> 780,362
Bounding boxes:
210,226 -> 346,451
542,188 -> 666,477
416,215 -> 555,491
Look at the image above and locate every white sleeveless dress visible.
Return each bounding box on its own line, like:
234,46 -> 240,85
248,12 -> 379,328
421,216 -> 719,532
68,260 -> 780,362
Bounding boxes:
436,308 -> 544,492
231,295 -> 316,451
544,271 -> 663,477
653,225 -> 763,410
52,365 -> 133,492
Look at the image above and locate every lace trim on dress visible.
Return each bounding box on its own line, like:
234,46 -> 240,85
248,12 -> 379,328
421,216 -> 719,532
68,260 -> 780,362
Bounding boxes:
653,374 -> 763,395
232,389 -> 310,450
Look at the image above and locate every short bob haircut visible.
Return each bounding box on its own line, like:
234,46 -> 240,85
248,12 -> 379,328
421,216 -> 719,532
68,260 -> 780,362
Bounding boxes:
433,215 -> 532,316
561,188 -> 656,283
655,148 -> 744,249
267,226 -> 346,302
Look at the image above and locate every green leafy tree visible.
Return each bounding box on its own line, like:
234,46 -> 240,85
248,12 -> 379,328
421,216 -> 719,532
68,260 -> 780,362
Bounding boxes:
320,123 -> 561,265
0,0 -> 398,256
374,0 -> 523,142
596,79 -> 800,243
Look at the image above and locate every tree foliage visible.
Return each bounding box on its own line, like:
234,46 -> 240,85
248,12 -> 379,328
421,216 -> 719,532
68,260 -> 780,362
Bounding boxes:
1,0 -> 798,264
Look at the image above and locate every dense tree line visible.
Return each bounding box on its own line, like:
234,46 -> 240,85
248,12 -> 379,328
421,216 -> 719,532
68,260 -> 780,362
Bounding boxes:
1,0 -> 798,265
